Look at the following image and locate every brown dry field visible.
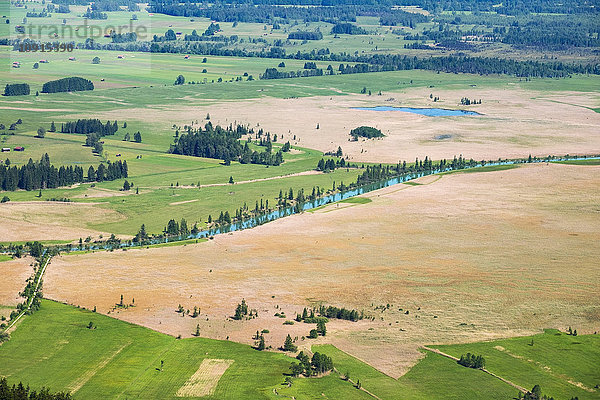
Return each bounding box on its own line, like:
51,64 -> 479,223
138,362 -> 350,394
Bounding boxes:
0,257 -> 32,317
99,86 -> 600,164
0,201 -> 123,242
44,163 -> 600,377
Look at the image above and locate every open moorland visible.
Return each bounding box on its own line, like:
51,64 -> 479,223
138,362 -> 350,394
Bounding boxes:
44,163 -> 600,380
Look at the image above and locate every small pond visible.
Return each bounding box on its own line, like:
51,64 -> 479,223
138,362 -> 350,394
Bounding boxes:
351,106 -> 481,116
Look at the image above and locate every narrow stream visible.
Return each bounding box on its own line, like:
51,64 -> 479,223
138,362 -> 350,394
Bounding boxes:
60,155 -> 599,252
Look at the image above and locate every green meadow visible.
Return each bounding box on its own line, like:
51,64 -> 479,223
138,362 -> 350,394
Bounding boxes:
433,331 -> 600,400
2,300 -> 596,399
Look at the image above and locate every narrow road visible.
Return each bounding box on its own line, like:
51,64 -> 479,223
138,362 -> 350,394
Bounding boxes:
421,346 -> 528,393
4,253 -> 51,333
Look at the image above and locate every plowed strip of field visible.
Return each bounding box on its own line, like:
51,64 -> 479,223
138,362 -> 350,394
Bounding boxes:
176,359 -> 234,397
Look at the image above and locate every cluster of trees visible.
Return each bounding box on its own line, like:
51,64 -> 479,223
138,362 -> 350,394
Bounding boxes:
457,353 -> 485,369
502,19 -> 600,50
318,305 -> 362,321
26,10 -> 50,17
41,77 -> 94,93
288,31 -> 323,40
46,3 -> 70,13
60,119 -> 119,136
169,123 -> 284,166
354,155 -> 476,187
0,155 -> 84,191
4,83 -> 30,96
350,126 -> 385,140
380,10 -> 429,27
149,3 -> 358,23
150,1 -> 436,29
83,7 -> 108,19
111,32 -> 137,43
460,98 -> 481,105
388,0 -> 597,15
316,157 -> 346,172
331,22 -> 368,35
406,13 -> 599,51
85,160 -> 128,183
182,32 -> 236,44
290,351 -> 333,377
261,67 -> 324,79
339,63 -> 378,75
282,334 -> 298,352
518,385 -> 561,400
233,299 -> 249,320
164,218 -> 197,236
203,22 -> 221,36
0,242 -> 42,259
0,378 -> 72,400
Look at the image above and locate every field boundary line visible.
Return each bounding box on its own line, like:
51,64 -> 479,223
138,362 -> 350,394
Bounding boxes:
421,346 -> 527,393
68,341 -> 131,394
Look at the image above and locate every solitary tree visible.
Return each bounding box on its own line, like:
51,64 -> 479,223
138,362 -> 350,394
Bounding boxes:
93,141 -> 103,154
317,320 -> 327,336
36,127 -> 46,138
283,334 -> 297,352
257,335 -> 265,350
174,74 -> 185,85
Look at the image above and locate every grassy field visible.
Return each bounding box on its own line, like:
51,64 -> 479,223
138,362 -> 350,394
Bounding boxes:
557,159 -> 600,165
0,299 -> 294,399
441,164 -> 521,175
3,300 -> 596,399
0,254 -> 12,262
300,333 -> 600,400
433,330 -> 600,400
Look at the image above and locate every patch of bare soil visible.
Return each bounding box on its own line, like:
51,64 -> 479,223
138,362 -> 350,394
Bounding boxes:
44,163 -> 600,378
176,359 -> 234,397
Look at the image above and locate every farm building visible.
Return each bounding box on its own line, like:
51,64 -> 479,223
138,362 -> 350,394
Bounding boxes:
39,59 -> 49,63
14,147 -> 25,151
117,55 -> 124,59
68,57 -> 75,61
1,148 -> 10,152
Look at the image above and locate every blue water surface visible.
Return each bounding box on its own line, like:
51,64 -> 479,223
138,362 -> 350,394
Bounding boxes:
352,106 -> 480,116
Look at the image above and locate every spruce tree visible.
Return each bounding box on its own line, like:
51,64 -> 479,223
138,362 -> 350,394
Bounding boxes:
283,334 -> 297,352
258,335 -> 265,350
